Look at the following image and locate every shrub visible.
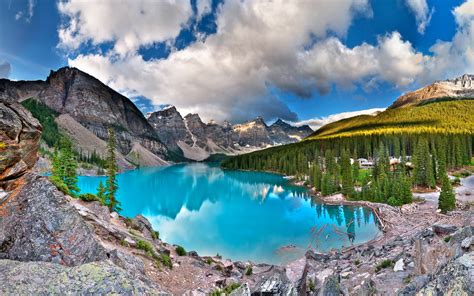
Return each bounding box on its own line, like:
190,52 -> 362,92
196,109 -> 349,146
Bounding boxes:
151,230 -> 159,240
375,259 -> 393,272
245,266 -> 253,276
206,258 -> 213,265
444,236 -> 451,243
175,245 -> 187,256
159,253 -> 172,269
136,239 -> 154,254
50,176 -> 70,195
387,196 -> 401,206
308,279 -> 316,291
78,193 -> 99,202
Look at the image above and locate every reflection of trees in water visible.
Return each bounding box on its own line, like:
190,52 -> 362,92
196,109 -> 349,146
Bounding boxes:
308,205 -> 377,249
342,207 -> 356,243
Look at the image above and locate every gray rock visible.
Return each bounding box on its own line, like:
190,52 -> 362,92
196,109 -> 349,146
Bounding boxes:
251,267 -> 294,295
461,237 -> 473,249
306,250 -> 330,262
0,174 -> 107,266
415,252 -> 473,295
108,249 -> 146,275
318,274 -> 341,296
230,283 -> 251,296
432,224 -> 458,236
148,106 -> 194,151
394,258 -> 404,272
0,102 -> 41,184
131,214 -> 155,240
0,259 -> 167,295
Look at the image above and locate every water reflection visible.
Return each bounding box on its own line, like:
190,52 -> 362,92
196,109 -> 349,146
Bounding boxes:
78,163 -> 380,264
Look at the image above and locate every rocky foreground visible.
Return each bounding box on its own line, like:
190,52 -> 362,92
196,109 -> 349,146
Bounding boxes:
0,101 -> 473,295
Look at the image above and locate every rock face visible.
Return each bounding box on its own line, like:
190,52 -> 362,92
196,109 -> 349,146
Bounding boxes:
268,119 -> 313,144
0,102 -> 41,184
0,259 -> 162,295
233,116 -> 272,147
0,174 -> 107,265
0,67 -> 168,161
148,106 -> 312,160
390,73 -> 474,108
147,106 -> 193,151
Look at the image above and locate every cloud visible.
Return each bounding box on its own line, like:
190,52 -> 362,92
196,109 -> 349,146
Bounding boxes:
405,0 -> 433,34
0,61 -> 11,78
57,0 -> 193,55
63,0 -> 374,122
419,0 -> 474,81
299,31 -> 426,91
59,0 -> 474,123
196,0 -> 212,20
290,108 -> 385,131
15,0 -> 35,23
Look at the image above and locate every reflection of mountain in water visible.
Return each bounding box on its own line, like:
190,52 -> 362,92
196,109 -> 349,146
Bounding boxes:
77,163 -> 381,263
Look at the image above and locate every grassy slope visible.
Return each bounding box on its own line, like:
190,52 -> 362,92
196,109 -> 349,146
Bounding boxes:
307,100 -> 474,140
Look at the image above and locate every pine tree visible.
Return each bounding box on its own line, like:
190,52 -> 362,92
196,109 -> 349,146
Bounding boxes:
413,137 -> 435,188
61,138 -> 79,197
96,181 -> 107,206
50,137 -> 78,196
313,161 -> 322,191
438,174 -> 456,213
341,149 -> 353,196
106,128 -> 120,212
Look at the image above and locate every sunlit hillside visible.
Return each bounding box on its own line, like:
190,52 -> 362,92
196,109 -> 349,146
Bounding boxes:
307,99 -> 474,140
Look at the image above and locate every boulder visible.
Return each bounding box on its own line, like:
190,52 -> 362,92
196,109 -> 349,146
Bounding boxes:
0,174 -> 107,266
229,283 -> 251,296
461,237 -> 473,250
131,214 -> 155,240
432,224 -> 457,236
0,259 -> 166,295
0,102 -> 41,184
108,249 -> 146,275
393,258 -> 404,272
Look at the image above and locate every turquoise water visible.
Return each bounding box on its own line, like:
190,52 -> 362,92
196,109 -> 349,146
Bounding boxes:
78,163 -> 380,264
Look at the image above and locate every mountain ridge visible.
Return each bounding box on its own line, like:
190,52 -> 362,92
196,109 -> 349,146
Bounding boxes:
0,66 -> 312,164
389,74 -> 474,109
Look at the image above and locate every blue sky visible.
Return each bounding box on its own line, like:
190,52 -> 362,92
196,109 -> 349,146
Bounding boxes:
0,0 -> 473,127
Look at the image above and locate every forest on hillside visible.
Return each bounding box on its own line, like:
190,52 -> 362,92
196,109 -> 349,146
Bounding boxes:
308,100 -> 474,140
223,126 -> 473,211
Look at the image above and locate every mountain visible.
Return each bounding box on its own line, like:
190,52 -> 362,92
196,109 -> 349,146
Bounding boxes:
305,74 -> 474,141
390,74 -> 474,109
0,67 -> 168,168
232,116 -> 272,147
147,109 -> 313,160
0,66 -> 312,165
268,119 -> 313,143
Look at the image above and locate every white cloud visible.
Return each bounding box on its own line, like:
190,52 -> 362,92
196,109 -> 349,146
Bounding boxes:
65,0 -> 373,122
405,0 -> 433,34
59,0 -> 474,123
15,0 -> 35,23
196,0 -> 212,20
299,31 -> 426,92
290,108 -> 385,131
0,61 -> 11,78
420,0 -> 474,81
57,0 -> 193,55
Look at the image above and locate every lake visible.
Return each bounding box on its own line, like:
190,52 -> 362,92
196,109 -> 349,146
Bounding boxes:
78,163 -> 381,264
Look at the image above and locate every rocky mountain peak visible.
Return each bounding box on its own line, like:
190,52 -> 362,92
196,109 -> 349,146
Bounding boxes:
390,73 -> 474,109
271,118 -> 291,128
446,73 -> 474,88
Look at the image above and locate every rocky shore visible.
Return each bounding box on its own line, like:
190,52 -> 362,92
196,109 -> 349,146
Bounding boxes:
0,101 -> 473,295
